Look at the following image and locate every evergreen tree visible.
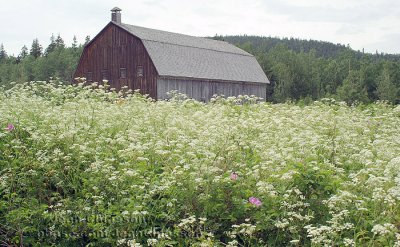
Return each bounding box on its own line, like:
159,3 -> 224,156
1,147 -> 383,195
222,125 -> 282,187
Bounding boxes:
55,34 -> 65,49
45,34 -> 57,55
84,35 -> 91,46
30,38 -> 42,59
19,45 -> 28,59
376,66 -> 398,103
0,43 -> 8,62
72,35 -> 78,50
337,70 -> 369,104
322,60 -> 340,95
272,62 -> 293,102
16,45 -> 29,63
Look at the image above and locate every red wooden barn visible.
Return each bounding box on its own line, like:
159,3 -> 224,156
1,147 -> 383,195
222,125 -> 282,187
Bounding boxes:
74,7 -> 270,101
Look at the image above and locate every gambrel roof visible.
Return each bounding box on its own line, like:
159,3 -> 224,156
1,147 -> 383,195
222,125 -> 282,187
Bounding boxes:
114,22 -> 270,84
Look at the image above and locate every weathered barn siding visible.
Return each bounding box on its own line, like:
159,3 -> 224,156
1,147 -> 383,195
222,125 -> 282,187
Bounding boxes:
157,77 -> 267,102
74,24 -> 158,98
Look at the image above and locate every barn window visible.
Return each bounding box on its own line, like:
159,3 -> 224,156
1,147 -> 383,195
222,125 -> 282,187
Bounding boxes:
86,72 -> 93,82
120,68 -> 127,79
102,69 -> 109,81
137,65 -> 143,77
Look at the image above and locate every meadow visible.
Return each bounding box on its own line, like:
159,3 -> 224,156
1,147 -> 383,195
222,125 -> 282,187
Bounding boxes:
1,81 -> 400,246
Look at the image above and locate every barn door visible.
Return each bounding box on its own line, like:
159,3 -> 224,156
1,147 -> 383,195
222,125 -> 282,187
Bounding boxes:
120,78 -> 127,89
119,68 -> 128,90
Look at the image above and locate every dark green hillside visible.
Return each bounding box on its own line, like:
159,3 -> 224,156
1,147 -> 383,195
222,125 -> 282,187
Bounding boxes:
213,35 -> 400,103
214,35 -> 348,59
215,35 -> 400,61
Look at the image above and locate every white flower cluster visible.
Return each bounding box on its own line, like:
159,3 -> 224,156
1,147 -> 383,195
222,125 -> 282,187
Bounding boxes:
1,83 -> 400,245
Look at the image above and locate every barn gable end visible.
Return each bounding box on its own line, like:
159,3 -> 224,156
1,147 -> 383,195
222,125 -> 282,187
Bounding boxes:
74,23 -> 158,98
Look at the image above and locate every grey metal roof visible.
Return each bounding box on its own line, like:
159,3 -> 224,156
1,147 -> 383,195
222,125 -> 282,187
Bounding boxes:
116,22 -> 270,84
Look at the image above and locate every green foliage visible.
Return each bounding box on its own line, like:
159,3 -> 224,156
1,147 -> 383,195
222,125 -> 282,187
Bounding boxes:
1,82 -> 400,246
217,35 -> 400,104
17,45 -> 29,63
0,43 -> 7,62
376,66 -> 398,104
336,70 -> 369,104
30,38 -> 43,59
45,34 -> 57,56
84,35 -> 91,46
0,35 -> 82,89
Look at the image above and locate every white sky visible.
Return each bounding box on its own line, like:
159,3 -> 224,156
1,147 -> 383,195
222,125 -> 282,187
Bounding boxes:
1,0 -> 399,55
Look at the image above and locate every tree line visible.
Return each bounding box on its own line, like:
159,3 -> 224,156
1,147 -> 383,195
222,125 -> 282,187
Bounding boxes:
1,34 -> 399,104
0,34 -> 88,88
215,35 -> 400,104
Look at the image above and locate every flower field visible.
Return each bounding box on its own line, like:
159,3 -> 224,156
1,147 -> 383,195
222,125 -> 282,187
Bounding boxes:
1,82 -> 400,246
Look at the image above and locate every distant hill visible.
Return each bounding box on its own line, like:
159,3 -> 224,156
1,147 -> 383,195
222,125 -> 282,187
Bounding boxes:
210,35 -> 400,104
212,35 -> 400,62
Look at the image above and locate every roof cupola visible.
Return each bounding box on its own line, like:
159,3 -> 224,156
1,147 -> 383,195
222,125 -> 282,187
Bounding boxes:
111,7 -> 122,24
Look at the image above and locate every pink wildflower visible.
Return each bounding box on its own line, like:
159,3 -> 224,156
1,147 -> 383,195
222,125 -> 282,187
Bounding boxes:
249,197 -> 262,207
5,124 -> 14,131
230,172 -> 238,180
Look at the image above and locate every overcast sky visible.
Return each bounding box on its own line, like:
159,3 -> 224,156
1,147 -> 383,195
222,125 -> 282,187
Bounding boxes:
1,0 -> 399,55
